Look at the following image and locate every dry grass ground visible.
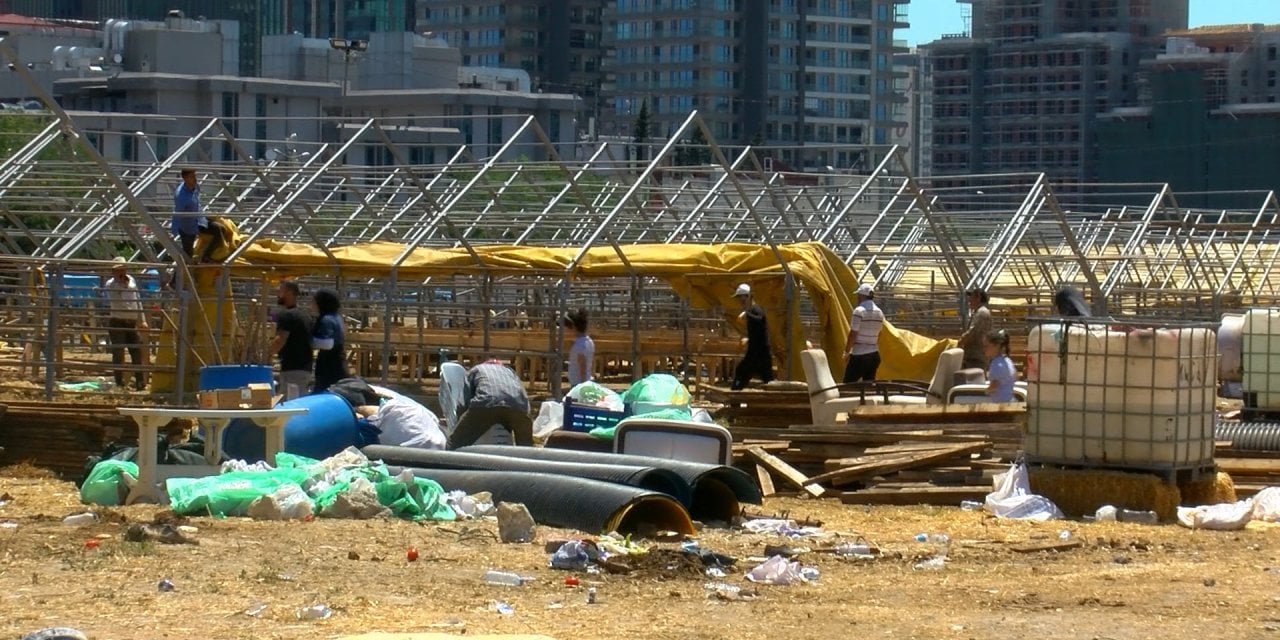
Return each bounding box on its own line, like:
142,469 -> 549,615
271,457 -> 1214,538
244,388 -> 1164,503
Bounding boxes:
1,469 -> 1279,640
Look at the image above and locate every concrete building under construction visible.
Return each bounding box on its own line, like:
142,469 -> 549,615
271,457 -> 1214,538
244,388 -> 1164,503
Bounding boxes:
923,0 -> 1188,190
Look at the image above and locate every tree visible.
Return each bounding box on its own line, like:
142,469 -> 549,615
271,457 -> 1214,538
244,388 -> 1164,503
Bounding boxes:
687,125 -> 712,165
632,99 -> 652,163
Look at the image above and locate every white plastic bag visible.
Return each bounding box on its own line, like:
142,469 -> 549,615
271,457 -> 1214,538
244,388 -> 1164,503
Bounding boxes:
1177,500 -> 1255,530
533,401 -> 564,438
745,556 -> 813,585
367,386 -> 447,450
984,463 -> 1063,521
246,484 -> 314,521
1252,487 -> 1280,522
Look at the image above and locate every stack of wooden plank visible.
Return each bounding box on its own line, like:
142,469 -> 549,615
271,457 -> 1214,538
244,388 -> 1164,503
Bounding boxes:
731,403 -> 1027,506
700,383 -> 814,429
0,401 -> 137,477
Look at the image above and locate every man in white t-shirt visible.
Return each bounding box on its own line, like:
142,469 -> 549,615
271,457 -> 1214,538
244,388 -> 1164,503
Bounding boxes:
103,257 -> 150,390
843,283 -> 884,383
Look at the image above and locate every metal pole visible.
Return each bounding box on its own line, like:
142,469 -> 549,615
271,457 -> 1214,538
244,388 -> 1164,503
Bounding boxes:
43,263 -> 61,400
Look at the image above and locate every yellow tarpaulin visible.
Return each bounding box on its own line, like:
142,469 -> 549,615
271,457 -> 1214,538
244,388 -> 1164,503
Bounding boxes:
229,239 -> 951,381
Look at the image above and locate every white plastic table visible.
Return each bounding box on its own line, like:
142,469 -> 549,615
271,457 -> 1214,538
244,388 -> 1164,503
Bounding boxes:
117,407 -> 307,504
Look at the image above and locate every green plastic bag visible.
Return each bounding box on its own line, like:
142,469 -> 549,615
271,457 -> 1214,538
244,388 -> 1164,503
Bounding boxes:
375,474 -> 456,522
80,460 -> 139,506
166,468 -> 309,517
623,374 -> 692,417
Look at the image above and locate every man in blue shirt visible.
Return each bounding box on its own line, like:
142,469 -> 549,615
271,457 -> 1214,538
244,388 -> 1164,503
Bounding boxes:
172,168 -> 206,260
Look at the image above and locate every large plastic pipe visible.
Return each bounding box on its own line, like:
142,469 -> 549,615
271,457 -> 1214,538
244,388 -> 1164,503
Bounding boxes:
223,392 -> 359,462
460,445 -> 762,522
364,444 -> 692,507
394,468 -> 695,535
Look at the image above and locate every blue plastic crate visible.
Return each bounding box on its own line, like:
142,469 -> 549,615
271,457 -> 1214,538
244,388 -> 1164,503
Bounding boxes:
562,399 -> 629,434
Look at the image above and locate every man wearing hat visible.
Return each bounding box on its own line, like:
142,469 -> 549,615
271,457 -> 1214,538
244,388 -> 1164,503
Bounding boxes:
843,283 -> 884,383
731,283 -> 773,390
103,257 -> 149,391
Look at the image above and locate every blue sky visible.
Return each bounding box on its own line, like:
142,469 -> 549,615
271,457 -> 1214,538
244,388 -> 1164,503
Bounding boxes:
903,0 -> 1280,45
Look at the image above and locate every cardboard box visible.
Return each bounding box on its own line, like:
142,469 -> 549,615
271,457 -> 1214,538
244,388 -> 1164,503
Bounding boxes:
198,383 -> 276,409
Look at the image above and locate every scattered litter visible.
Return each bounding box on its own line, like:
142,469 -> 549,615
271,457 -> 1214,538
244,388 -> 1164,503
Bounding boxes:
407,547 -> 419,562
494,601 -> 515,615
763,544 -> 809,558
82,539 -> 99,550
243,603 -> 268,618
483,570 -> 530,587
157,578 -> 176,593
705,567 -> 726,578
1178,500 -> 1253,530
914,533 -> 950,544
586,587 -> 598,604
547,601 -> 565,610
596,532 -> 647,557
1204,577 -> 1217,587
124,523 -> 198,545
549,540 -> 596,571
1117,509 -> 1159,525
0,492 -> 11,507
831,541 -> 876,558
959,500 -> 983,511
564,575 -> 580,586
913,555 -> 947,571
985,463 -> 1063,521
222,459 -> 273,474
496,502 -> 536,543
1096,505 -> 1118,522
0,520 -> 17,529
446,490 -> 495,519
1059,530 -> 1072,540
296,604 -> 333,620
704,582 -> 741,598
742,518 -> 825,538
745,556 -> 816,585
61,513 -> 97,527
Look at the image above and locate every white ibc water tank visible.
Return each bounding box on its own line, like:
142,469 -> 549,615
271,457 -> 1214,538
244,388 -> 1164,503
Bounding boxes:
1025,323 -> 1217,470
1242,308 -> 1280,411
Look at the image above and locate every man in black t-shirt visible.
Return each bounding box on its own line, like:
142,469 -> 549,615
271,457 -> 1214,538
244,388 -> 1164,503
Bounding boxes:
731,283 -> 773,390
269,280 -> 314,399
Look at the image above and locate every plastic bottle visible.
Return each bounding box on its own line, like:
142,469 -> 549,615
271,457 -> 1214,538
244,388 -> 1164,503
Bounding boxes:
1095,505 -> 1118,522
959,500 -> 983,511
296,604 -> 333,620
483,570 -> 528,587
1117,509 -> 1159,524
62,513 -> 97,527
832,542 -> 874,557
914,533 -> 950,544
586,587 -> 598,604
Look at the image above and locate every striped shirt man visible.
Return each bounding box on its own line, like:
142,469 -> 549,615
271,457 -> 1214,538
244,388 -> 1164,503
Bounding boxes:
850,299 -> 885,355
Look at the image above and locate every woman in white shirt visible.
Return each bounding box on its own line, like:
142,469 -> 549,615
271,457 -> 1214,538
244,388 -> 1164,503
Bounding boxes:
565,308 -> 595,388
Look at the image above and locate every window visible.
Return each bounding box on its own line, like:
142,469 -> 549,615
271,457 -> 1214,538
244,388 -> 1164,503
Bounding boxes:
121,134 -> 135,162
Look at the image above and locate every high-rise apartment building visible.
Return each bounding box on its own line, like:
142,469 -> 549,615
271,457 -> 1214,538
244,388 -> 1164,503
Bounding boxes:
604,0 -> 908,170
8,1 -> 414,75
417,1 -> 607,126
923,0 -> 1188,188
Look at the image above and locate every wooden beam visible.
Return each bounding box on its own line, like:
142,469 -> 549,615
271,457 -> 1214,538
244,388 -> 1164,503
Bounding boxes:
745,445 -> 826,498
755,464 -> 777,497
839,485 -> 988,506
807,442 -> 990,487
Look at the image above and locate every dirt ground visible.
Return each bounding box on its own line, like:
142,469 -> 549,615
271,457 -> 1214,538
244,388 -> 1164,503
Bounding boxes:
0,468 -> 1278,640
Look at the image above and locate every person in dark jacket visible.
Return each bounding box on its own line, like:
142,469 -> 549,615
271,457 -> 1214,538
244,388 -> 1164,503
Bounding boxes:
731,283 -> 773,390
310,288 -> 348,393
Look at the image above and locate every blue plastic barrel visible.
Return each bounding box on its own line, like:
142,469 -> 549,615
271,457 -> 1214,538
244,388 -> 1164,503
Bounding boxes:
199,364 -> 274,392
221,392 -> 359,463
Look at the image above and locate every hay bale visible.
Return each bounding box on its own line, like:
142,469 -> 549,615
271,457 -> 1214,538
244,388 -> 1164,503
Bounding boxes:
1179,471 -> 1236,506
1028,467 -> 1180,522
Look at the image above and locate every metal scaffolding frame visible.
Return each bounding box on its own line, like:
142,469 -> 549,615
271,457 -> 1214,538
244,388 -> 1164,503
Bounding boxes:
0,40 -> 1278,400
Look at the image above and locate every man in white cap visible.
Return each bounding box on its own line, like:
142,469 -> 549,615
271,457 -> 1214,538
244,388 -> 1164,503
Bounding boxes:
731,283 -> 773,390
103,257 -> 149,390
844,283 -> 884,383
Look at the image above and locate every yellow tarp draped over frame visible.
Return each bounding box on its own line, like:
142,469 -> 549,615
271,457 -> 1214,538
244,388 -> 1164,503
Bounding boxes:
237,239 -> 953,381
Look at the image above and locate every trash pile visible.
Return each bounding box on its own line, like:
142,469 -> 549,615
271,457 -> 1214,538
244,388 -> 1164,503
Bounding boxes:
1175,486 -> 1280,531
81,447 -> 460,522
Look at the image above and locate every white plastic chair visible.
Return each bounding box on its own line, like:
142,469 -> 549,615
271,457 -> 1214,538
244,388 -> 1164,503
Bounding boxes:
613,417 -> 733,465
439,361 -> 511,445
800,349 -> 882,425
